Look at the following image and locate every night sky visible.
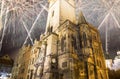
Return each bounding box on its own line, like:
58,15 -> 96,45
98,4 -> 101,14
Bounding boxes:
0,0 -> 120,59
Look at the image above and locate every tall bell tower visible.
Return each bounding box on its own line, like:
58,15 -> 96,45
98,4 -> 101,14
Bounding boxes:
46,0 -> 77,33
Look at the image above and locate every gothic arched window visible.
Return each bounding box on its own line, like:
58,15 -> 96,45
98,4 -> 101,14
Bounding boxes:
50,26 -> 53,32
83,32 -> 87,47
71,34 -> 77,50
61,36 -> 66,52
52,11 -> 54,17
47,26 -> 50,33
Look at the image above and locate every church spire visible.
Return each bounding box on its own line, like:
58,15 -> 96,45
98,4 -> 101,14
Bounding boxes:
78,11 -> 87,24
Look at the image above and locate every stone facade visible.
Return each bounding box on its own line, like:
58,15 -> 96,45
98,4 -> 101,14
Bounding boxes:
11,46 -> 31,79
11,0 -> 109,79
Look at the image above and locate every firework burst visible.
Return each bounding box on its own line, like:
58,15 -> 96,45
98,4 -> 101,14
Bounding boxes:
77,0 -> 120,55
0,0 -> 48,52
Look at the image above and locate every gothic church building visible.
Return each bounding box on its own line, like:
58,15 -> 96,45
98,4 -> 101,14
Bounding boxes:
11,0 -> 109,79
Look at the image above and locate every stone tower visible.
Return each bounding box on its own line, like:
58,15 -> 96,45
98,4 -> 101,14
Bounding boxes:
45,0 -> 77,33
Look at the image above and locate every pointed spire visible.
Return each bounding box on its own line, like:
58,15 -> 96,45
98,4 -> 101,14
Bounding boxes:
78,11 -> 87,24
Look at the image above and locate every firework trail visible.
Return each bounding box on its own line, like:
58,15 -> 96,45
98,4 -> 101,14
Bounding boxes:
0,0 -> 48,52
23,4 -> 47,45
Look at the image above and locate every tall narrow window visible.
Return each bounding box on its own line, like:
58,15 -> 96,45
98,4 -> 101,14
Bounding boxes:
52,11 -> 54,17
61,37 -> 66,52
61,37 -> 64,51
83,32 -> 87,47
50,26 -> 53,32
47,26 -> 50,33
71,35 -> 77,50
